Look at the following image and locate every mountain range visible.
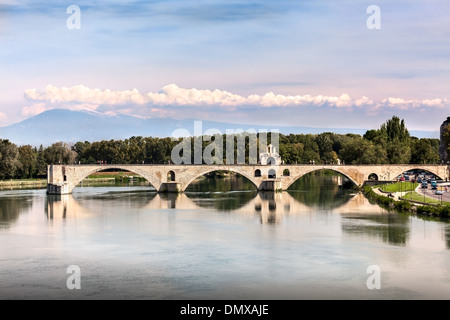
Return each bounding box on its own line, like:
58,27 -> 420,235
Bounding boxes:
0,109 -> 440,146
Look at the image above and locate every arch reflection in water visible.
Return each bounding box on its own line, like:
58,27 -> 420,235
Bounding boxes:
287,171 -> 355,209
45,187 -> 158,221
45,190 -> 304,226
240,192 -> 295,225
47,173 -> 360,226
184,172 -> 258,211
43,182 -> 450,249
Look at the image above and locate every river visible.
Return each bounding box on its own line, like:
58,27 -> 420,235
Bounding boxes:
0,172 -> 449,300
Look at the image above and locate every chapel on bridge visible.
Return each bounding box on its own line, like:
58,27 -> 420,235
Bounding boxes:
259,144 -> 282,165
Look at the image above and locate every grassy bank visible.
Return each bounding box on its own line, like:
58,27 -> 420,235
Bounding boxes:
0,179 -> 47,187
402,191 -> 448,205
1,172 -> 147,189
87,172 -> 146,183
378,182 -> 418,193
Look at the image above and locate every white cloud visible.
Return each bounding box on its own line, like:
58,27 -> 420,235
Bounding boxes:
23,84 -> 448,116
22,103 -> 50,116
24,85 -> 139,106
376,97 -> 448,111
24,84 -> 365,108
21,101 -> 98,116
354,96 -> 374,107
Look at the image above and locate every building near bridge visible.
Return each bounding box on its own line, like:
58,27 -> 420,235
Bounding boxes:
259,144 -> 282,165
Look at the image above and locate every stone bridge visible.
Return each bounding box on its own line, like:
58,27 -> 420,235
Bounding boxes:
46,164 -> 449,195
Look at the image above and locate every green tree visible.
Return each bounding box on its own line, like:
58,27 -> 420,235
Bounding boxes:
410,138 -> 440,164
380,115 -> 410,143
379,116 -> 411,164
340,137 -> 387,164
315,133 -> 333,162
363,129 -> 379,141
35,145 -> 47,176
0,139 -> 20,179
17,145 -> 37,179
127,136 -> 146,163
299,135 -> 320,164
44,142 -> 77,164
72,141 -> 91,163
279,142 -> 304,164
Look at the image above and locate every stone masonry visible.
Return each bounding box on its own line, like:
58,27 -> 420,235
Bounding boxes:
47,164 -> 449,194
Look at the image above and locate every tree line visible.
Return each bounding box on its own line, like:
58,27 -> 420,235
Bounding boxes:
0,116 -> 444,180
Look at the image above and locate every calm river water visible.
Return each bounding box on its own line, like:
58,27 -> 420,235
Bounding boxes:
1,173 -> 449,300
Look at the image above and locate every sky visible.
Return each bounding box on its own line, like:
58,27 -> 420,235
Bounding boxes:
0,0 -> 449,134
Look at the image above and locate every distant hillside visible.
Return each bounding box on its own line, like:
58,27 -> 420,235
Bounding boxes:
0,109 -> 439,146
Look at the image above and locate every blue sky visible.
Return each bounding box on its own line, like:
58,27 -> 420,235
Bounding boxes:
0,0 -> 449,134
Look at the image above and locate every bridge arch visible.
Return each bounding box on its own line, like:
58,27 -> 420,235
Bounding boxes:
390,166 -> 443,181
285,168 -> 358,190
167,170 -> 176,182
71,166 -> 161,192
268,169 -> 277,179
182,168 -> 259,192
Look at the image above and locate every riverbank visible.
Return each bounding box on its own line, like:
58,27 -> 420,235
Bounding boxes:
0,172 -> 145,189
0,179 -> 47,188
364,185 -> 449,219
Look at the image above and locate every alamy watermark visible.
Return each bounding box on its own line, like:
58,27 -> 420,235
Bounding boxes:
66,265 -> 81,290
366,5 -> 381,30
66,5 -> 81,30
171,121 -> 280,166
366,265 -> 381,289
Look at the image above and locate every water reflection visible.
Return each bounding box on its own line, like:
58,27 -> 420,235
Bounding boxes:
3,175 -> 450,300
45,187 -> 158,222
185,174 -> 258,211
42,174 -> 360,227
288,172 -> 354,209
341,213 -> 411,246
46,195 -> 65,220
185,173 -> 256,193
46,188 -> 354,226
43,187 -> 427,250
0,192 -> 34,228
9,174 -> 449,250
76,186 -> 157,207
445,226 -> 450,249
